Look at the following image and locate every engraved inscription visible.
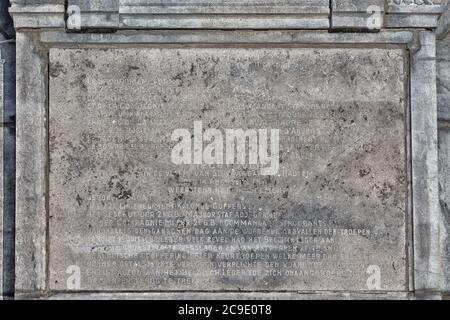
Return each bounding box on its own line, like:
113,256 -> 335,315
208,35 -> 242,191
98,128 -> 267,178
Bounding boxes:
49,48 -> 408,291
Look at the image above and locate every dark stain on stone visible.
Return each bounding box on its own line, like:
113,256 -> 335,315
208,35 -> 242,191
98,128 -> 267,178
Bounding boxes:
168,172 -> 180,183
359,168 -> 371,177
375,182 -> 394,205
76,194 -> 83,206
70,74 -> 88,92
108,175 -> 132,200
172,72 -> 186,87
49,61 -> 66,78
83,59 -> 95,69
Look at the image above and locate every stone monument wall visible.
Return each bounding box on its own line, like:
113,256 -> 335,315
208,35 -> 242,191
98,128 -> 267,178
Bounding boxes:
0,0 -> 448,300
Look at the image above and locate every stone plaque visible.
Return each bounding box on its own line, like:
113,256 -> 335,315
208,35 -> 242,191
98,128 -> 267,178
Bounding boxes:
49,47 -> 407,291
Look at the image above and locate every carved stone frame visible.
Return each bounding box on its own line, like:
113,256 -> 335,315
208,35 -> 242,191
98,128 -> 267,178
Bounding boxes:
12,28 -> 443,299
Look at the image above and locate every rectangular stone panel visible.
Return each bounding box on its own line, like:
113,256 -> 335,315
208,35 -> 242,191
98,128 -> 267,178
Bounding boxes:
49,47 -> 408,292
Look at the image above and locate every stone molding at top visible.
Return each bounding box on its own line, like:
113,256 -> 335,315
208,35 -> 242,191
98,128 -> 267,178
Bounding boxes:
9,0 -> 65,29
437,1 -> 450,38
386,0 -> 447,28
7,0 -> 448,30
65,0 -> 331,30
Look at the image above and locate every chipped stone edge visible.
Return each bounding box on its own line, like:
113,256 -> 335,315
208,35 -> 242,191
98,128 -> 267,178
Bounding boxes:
9,4 -> 65,29
438,124 -> 450,292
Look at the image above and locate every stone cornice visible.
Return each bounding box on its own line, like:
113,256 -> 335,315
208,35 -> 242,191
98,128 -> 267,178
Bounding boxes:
6,0 -> 449,31
9,3 -> 65,29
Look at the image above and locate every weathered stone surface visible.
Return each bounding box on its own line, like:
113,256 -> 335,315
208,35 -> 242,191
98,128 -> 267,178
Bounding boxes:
1,126 -> 15,299
67,0 -> 119,30
331,0 -> 385,30
66,0 -> 330,30
9,1 -> 64,29
410,32 -> 443,291
438,36 -> 450,121
39,30 -> 416,46
0,54 -> 15,137
48,291 -> 414,300
0,1 -> 15,301
49,47 -> 408,292
437,33 -> 450,294
0,1 -> 14,40
438,125 -> 450,291
11,0 -> 63,4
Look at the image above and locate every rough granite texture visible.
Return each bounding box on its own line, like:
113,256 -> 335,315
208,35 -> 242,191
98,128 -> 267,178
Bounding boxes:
48,47 -> 408,292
